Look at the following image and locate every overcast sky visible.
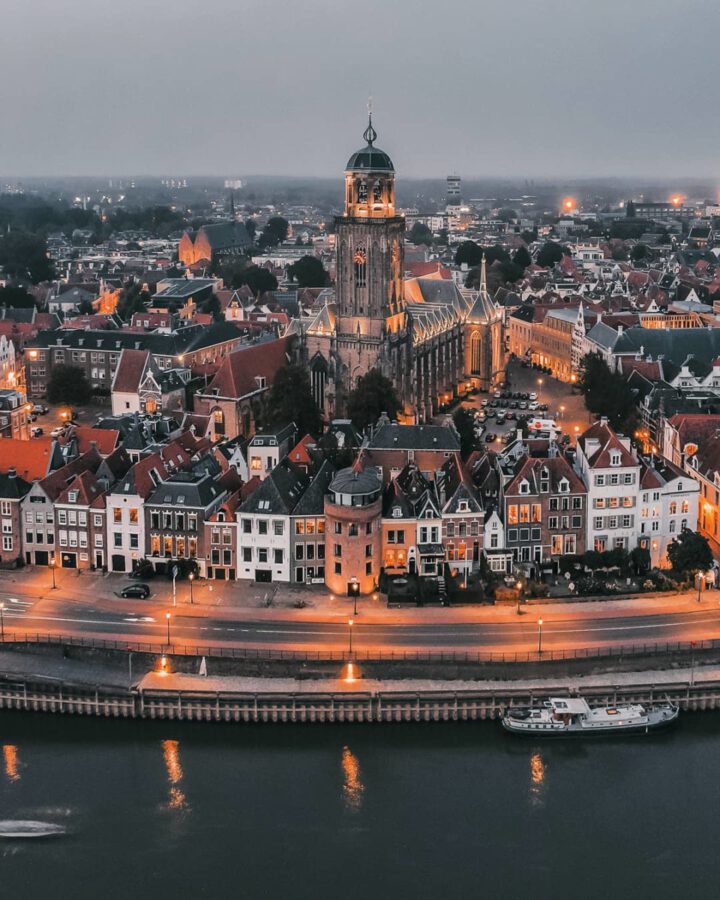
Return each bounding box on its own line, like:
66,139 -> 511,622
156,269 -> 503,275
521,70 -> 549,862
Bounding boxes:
2,0 -> 719,179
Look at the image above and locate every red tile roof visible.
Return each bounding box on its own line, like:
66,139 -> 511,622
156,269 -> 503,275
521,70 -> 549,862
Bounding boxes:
0,437 -> 57,481
61,425 -> 120,456
40,449 -> 102,501
112,349 -> 150,394
206,337 -> 291,399
56,469 -> 104,507
130,453 -> 168,499
578,421 -> 637,468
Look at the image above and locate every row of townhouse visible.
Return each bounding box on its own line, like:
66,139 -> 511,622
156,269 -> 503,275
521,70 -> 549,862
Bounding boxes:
492,418 -> 700,573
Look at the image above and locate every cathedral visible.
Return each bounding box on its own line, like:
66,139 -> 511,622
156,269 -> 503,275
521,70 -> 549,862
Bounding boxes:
299,115 -> 504,422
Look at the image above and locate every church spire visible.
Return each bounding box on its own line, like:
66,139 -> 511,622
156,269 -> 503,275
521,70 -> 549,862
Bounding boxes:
479,254 -> 488,294
363,96 -> 377,146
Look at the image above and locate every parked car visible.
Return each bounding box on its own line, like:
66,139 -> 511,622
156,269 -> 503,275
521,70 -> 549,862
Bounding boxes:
481,398 -> 489,407
120,583 -> 151,599
529,401 -> 539,410
31,427 -> 43,437
485,432 -> 497,443
496,412 -> 506,425
32,404 -> 48,415
506,410 -> 516,420
529,392 -> 538,401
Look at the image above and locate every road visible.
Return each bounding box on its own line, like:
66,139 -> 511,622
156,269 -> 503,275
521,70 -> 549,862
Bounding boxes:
2,588 -> 720,656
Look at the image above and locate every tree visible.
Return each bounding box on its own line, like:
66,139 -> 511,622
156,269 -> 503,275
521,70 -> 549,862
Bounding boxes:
263,364 -> 323,437
578,353 -> 638,433
667,529 -> 713,576
536,242 -> 568,268
630,243 -> 649,262
244,219 -> 257,241
346,369 -> 400,431
259,216 -> 289,247
452,407 -> 476,457
0,285 -> 35,309
288,255 -> 328,288
408,222 -> 433,245
513,246 -> 532,269
611,246 -> 628,262
237,265 -> 278,296
625,200 -> 636,218
77,298 -> 94,315
200,294 -> 222,321
0,231 -> 53,283
454,241 -> 483,267
47,365 -> 92,406
497,208 -> 518,223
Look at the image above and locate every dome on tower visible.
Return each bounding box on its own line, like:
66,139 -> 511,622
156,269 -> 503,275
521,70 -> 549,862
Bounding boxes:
346,116 -> 394,172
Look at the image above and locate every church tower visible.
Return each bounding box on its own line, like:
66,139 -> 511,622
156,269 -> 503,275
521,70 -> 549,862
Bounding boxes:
334,114 -> 406,396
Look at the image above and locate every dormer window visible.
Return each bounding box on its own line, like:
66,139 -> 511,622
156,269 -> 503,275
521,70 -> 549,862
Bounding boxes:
518,479 -> 530,495
68,491 -> 78,503
558,478 -> 569,493
458,500 -> 468,512
392,508 -> 401,518
610,451 -> 621,467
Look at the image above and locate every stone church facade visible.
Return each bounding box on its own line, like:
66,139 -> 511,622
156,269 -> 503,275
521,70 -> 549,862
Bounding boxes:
299,117 -> 504,422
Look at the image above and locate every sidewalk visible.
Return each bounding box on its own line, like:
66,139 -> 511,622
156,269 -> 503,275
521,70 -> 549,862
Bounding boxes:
139,662 -> 715,696
1,565 -> 717,627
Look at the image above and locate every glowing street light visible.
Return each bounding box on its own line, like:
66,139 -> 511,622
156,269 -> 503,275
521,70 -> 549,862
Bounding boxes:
188,572 -> 194,605
166,612 -> 172,646
537,618 -> 544,655
348,618 -> 354,656
50,555 -> 57,589
0,602 -> 4,641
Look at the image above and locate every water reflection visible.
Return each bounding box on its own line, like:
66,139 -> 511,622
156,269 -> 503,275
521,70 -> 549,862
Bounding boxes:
3,744 -> 20,782
341,745 -> 364,811
162,739 -> 189,811
529,752 -> 546,808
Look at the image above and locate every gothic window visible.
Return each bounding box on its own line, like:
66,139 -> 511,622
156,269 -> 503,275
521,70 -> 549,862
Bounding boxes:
373,180 -> 383,203
357,181 -> 367,204
354,247 -> 367,287
470,332 -> 482,374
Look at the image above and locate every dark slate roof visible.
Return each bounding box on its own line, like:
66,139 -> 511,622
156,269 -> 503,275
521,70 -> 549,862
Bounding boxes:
329,465 -> 382,496
0,471 -> 31,500
510,304 -> 535,323
368,423 -> 460,452
199,223 -> 251,252
27,322 -> 246,356
346,145 -> 394,172
238,459 -> 309,515
614,327 -> 720,367
147,471 -> 223,509
292,459 -> 336,516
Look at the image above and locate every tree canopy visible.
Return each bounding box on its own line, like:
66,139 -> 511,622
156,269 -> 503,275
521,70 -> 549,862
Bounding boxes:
0,231 -> 53,283
454,241 -> 483,267
0,285 -> 36,309
288,255 -> 328,288
236,265 -> 278,296
346,369 -> 401,432
536,242 -> 569,268
667,529 -> 713,575
452,407 -> 476,457
47,365 -> 92,406
512,246 -> 532,269
258,216 -> 289,247
263,364 -> 323,437
578,353 -> 638,433
408,222 -> 433,245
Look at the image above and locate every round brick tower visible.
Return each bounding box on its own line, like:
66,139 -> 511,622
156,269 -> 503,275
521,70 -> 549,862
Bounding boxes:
324,464 -> 382,596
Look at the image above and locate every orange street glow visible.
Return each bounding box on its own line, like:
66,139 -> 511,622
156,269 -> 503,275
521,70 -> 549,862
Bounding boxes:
562,196 -> 576,212
670,194 -> 684,207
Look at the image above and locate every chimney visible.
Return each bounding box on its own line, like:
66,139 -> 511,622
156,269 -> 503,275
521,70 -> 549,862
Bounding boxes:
600,416 -> 609,427
8,466 -> 16,478
617,324 -> 623,335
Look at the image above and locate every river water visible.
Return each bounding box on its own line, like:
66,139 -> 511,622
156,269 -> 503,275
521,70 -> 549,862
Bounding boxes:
1,711 -> 718,900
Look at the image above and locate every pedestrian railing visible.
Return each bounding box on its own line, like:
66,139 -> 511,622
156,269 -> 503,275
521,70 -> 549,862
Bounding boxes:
0,631 -> 717,665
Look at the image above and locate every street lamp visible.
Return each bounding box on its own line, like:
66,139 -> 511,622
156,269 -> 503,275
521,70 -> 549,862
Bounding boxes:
537,618 -> 543,655
166,612 -> 172,646
350,576 -> 359,615
189,572 -> 194,605
50,555 -> 57,589
348,618 -> 354,656
0,603 -> 4,641
697,572 -> 703,604
559,404 -> 565,420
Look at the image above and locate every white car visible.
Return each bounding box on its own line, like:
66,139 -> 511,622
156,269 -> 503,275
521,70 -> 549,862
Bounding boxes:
529,392 -> 538,401
528,401 -> 539,410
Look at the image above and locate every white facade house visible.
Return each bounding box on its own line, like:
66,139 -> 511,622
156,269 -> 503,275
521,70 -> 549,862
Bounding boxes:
638,459 -> 699,568
246,424 -> 295,482
575,419 -> 641,553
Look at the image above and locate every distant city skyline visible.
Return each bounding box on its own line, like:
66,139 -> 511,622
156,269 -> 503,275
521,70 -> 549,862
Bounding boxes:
1,0 -> 719,179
